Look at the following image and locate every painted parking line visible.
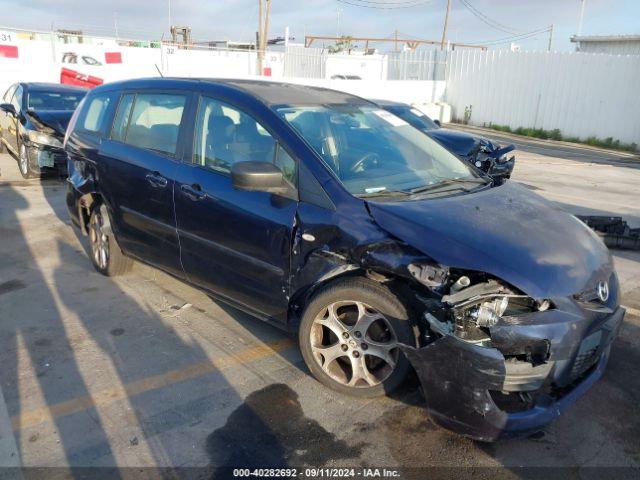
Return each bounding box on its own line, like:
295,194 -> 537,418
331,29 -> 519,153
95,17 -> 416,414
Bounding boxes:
11,338 -> 295,432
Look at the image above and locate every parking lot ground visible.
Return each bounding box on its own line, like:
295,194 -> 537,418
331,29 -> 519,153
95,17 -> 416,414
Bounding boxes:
1,137 -> 640,477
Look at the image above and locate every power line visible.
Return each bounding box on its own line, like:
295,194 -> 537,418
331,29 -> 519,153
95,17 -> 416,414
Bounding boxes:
458,0 -> 521,35
336,0 -> 433,10
343,0 -> 426,4
471,26 -> 552,46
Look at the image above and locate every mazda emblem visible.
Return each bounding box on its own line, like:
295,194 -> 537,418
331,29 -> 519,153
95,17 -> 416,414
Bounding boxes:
597,281 -> 609,302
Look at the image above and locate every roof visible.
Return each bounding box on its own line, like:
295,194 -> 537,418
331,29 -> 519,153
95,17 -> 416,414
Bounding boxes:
369,98 -> 408,107
23,82 -> 88,93
201,79 -> 371,106
570,34 -> 640,43
94,77 -> 371,106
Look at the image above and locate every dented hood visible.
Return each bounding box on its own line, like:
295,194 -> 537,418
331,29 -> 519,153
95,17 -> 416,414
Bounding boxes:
27,110 -> 73,136
367,182 -> 612,299
426,128 -> 480,157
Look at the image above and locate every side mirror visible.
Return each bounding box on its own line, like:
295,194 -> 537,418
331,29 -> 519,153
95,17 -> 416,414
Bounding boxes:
0,103 -> 16,116
433,119 -> 441,127
231,161 -> 294,197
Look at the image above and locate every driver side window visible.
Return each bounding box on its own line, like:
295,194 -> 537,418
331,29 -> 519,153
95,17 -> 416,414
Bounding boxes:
193,97 -> 296,185
10,85 -> 23,112
2,85 -> 16,103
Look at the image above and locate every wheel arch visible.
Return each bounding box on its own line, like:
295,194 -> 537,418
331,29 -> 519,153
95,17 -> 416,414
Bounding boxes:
287,266 -> 422,344
77,192 -> 108,236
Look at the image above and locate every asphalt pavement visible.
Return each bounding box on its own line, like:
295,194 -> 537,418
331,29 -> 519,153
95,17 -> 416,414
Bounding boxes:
0,135 -> 639,477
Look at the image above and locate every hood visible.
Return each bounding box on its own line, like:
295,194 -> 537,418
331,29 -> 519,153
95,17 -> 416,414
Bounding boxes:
426,128 -> 481,157
367,182 -> 612,299
27,110 -> 74,136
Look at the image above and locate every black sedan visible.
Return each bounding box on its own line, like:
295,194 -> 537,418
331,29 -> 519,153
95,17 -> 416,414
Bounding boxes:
373,99 -> 515,184
0,82 -> 87,178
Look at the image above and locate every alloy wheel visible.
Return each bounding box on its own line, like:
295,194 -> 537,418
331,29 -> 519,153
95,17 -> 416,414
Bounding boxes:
310,300 -> 399,388
19,145 -> 29,175
89,209 -> 110,270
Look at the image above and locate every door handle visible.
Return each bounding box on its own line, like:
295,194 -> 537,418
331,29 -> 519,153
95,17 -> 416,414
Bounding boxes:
146,172 -> 168,188
180,183 -> 206,201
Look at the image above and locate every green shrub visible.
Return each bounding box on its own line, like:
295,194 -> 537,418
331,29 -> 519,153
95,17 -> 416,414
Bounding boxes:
486,125 -> 638,153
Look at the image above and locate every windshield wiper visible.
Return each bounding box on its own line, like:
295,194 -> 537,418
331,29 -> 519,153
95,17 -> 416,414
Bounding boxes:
409,177 -> 489,195
358,189 -> 412,199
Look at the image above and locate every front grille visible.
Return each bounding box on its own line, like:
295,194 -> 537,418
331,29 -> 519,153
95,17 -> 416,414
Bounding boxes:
569,328 -> 604,383
570,346 -> 600,382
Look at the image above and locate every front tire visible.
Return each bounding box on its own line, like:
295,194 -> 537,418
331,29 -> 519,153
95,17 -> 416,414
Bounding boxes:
88,204 -> 133,276
18,144 -> 36,179
299,277 -> 414,398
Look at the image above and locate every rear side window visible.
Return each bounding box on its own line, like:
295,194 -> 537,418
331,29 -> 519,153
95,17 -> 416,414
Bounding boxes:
81,94 -> 112,133
121,93 -> 186,155
111,94 -> 135,142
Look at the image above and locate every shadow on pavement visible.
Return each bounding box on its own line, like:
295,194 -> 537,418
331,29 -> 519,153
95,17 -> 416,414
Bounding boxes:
0,182 -> 298,476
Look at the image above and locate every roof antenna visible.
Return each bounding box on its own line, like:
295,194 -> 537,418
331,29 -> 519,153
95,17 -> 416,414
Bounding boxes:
155,64 -> 164,77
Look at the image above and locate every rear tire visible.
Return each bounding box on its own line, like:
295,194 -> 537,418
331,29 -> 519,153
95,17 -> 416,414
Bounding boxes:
299,277 -> 414,398
88,204 -> 133,276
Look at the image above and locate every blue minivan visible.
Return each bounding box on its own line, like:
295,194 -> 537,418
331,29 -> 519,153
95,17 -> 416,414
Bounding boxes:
65,78 -> 624,440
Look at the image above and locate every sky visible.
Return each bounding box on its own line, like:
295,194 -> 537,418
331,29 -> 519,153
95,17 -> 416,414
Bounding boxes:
1,0 -> 639,52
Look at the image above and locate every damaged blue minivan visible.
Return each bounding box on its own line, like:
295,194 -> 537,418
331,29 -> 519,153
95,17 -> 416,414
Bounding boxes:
65,78 -> 624,441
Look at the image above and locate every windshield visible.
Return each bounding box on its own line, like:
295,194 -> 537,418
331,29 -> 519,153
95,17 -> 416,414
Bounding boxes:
277,105 -> 479,196
28,91 -> 85,111
385,105 -> 439,131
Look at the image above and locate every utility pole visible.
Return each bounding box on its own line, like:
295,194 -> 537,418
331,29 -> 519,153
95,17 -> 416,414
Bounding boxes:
336,8 -> 342,38
394,29 -> 398,53
114,12 -> 119,39
257,0 -> 272,75
440,0 -> 452,51
577,0 -> 586,35
547,24 -> 554,52
257,0 -> 263,73
263,0 -> 272,54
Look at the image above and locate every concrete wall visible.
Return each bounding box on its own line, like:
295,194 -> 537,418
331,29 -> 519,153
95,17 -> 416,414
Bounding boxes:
576,40 -> 640,56
445,49 -> 640,145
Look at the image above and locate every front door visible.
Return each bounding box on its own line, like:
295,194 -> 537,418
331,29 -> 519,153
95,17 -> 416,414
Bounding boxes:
96,91 -> 190,277
0,84 -> 17,153
2,85 -> 22,154
174,95 -> 298,320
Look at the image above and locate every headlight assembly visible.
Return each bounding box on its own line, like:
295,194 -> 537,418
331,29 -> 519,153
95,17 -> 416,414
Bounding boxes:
27,130 -> 63,148
428,274 -> 555,346
472,296 -> 509,327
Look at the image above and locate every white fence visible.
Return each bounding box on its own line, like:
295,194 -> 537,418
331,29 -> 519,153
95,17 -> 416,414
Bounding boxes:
445,49 -> 640,145
2,26 -> 640,146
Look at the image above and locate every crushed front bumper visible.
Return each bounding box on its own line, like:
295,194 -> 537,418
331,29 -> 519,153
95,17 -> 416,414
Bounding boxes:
401,305 -> 624,441
25,143 -> 68,176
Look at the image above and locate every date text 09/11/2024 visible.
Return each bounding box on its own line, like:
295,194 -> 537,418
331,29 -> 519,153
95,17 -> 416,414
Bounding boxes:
232,468 -> 401,478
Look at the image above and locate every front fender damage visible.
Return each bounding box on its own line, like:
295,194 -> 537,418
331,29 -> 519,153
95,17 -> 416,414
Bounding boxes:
400,336 -> 510,442
66,157 -> 99,234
